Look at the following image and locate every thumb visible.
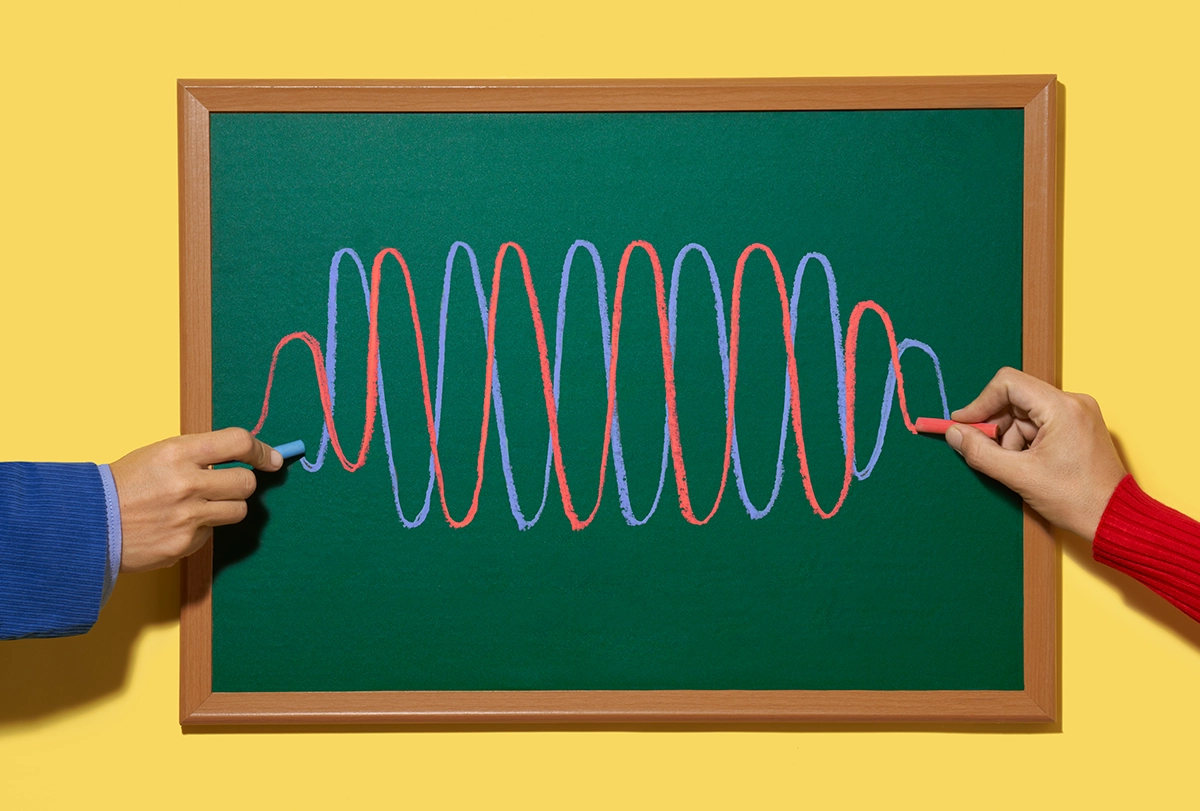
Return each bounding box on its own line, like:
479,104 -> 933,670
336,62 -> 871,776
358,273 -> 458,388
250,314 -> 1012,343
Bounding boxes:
946,424 -> 1028,489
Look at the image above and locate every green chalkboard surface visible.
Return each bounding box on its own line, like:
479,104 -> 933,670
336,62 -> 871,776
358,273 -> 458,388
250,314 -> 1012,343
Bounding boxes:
209,108 -> 1025,694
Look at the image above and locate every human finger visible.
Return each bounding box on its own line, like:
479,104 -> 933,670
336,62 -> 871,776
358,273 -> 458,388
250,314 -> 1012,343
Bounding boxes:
189,427 -> 283,471
988,410 -> 1017,439
197,466 -> 259,501
946,423 -> 1031,490
1000,421 -> 1027,451
951,367 -> 1057,425
1016,417 -> 1039,444
202,499 -> 251,527
167,526 -> 215,567
951,368 -> 1021,423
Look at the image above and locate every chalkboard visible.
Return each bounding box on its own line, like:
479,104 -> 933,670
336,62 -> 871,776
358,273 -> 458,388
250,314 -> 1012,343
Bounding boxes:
179,78 -> 1058,724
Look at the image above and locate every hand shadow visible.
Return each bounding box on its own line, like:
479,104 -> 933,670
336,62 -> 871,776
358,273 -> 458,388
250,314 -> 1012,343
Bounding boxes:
1060,431 -> 1200,653
0,566 -> 176,727
213,462 -> 289,581
0,461 -> 292,727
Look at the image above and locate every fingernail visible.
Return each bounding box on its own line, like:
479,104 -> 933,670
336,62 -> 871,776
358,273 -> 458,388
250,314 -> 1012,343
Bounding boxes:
945,426 -> 963,454
271,450 -> 284,468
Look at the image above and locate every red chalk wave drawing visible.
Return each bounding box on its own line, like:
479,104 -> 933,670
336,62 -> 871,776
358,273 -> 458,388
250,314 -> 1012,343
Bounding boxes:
251,240 -> 951,529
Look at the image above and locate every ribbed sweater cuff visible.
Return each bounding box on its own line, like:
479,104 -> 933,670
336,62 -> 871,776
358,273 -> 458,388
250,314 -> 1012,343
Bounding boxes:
1093,475 -> 1200,623
97,464 -> 122,606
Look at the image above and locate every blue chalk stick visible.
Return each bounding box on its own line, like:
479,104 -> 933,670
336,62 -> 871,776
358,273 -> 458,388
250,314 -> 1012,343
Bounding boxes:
273,440 -> 306,460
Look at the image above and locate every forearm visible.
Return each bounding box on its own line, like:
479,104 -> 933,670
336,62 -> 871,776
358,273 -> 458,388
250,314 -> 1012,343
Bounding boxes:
1093,475 -> 1200,623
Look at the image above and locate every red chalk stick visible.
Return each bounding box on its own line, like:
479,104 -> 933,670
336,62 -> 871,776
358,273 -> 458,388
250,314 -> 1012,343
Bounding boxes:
915,417 -> 999,441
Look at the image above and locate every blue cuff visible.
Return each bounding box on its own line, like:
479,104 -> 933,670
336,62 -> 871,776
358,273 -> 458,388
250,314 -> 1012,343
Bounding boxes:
97,464 -> 123,606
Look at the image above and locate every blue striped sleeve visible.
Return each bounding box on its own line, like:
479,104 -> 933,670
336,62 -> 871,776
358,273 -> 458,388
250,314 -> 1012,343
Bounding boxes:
0,462 -> 108,639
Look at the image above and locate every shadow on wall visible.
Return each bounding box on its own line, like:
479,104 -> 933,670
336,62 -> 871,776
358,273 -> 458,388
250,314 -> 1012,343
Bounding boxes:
0,464 -> 285,727
0,567 -> 177,726
1054,84 -> 1197,652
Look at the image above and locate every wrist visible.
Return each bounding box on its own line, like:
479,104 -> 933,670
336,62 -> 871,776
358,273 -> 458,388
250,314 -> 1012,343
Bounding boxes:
1081,470 -> 1128,542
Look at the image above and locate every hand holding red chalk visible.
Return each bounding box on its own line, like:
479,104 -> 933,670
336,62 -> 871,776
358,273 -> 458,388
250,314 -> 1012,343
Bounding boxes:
915,417 -> 999,441
939,367 -> 1126,540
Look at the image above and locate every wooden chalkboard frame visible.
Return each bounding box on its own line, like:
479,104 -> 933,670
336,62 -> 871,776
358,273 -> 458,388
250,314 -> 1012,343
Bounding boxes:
179,76 -> 1058,725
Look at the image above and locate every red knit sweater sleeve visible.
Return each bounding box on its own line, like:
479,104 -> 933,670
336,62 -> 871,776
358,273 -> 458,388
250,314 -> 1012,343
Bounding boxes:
1092,474 -> 1200,623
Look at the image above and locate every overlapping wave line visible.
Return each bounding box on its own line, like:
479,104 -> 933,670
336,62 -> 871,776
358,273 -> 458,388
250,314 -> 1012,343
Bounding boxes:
251,240 -> 950,529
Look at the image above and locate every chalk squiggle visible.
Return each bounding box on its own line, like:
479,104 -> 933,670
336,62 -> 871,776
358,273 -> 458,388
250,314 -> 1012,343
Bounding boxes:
251,241 -> 950,528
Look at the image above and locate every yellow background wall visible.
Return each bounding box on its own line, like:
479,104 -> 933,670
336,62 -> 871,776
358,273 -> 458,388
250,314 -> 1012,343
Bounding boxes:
2,1 -> 1198,807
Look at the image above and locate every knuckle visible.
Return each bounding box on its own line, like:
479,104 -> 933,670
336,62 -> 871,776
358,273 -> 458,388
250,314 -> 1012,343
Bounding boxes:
187,528 -> 213,556
173,529 -> 208,561
171,535 -> 195,559
180,501 -> 205,527
168,474 -> 197,502
235,468 -> 257,497
161,440 -> 189,466
223,427 -> 256,456
1064,393 -> 1094,419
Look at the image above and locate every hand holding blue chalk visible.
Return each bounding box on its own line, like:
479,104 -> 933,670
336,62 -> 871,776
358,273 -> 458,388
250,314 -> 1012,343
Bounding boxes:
273,440 -> 306,460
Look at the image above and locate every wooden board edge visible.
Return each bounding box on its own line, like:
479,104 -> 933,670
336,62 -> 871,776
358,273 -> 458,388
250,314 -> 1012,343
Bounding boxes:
179,76 -> 1057,89
179,75 -> 1056,112
1021,76 -> 1060,722
178,81 -> 213,436
178,81 -> 215,724
182,689 -> 1054,726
